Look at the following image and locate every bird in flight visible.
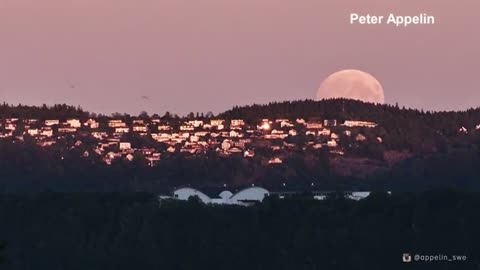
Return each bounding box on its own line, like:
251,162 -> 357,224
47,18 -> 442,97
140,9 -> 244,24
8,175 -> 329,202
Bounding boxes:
141,96 -> 150,100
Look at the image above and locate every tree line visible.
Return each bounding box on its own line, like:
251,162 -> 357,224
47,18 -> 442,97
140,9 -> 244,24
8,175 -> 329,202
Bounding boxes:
0,190 -> 479,269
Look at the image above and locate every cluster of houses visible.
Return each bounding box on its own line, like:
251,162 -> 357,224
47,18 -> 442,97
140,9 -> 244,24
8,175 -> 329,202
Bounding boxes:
159,186 -> 374,206
0,116 -> 382,166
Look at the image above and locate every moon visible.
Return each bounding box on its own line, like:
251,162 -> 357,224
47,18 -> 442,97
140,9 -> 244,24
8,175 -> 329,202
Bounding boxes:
316,69 -> 385,104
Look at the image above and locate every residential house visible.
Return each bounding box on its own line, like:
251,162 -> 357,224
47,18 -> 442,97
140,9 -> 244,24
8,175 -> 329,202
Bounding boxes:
268,157 -> 283,164
228,147 -> 242,154
84,119 -> 100,129
45,120 -> 60,126
66,119 -> 81,128
108,120 -> 126,128
133,126 -> 148,132
92,132 -> 108,139
323,119 -> 337,127
221,139 -> 232,150
230,119 -> 245,129
356,134 -> 367,142
194,131 -> 209,137
318,128 -> 331,136
313,143 -> 323,149
25,119 -> 39,124
38,141 -> 56,147
58,127 -> 77,133
296,118 -> 306,125
119,142 -> 132,150
343,120 -> 377,128
327,140 -> 337,148
279,120 -> 294,128
6,118 -> 19,123
306,122 -> 323,129
27,128 -> 39,136
180,124 -> 194,131
158,125 -> 171,131
126,154 -> 134,161
114,127 -> 130,133
244,149 -> 255,158
187,120 -> 204,128
40,128 -> 53,137
229,130 -> 241,137
271,146 -> 281,151
5,123 -> 16,131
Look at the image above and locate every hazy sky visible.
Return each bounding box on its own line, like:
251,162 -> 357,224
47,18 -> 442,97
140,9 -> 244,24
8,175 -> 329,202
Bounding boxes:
1,0 -> 478,115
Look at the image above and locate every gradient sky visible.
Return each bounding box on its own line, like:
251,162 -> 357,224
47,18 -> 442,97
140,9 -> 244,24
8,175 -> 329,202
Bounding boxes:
1,0 -> 478,115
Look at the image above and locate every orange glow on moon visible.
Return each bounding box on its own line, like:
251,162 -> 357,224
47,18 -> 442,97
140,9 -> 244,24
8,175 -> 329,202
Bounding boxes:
316,69 -> 385,104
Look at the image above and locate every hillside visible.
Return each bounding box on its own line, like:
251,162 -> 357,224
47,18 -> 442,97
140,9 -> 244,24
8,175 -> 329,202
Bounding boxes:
0,99 -> 479,191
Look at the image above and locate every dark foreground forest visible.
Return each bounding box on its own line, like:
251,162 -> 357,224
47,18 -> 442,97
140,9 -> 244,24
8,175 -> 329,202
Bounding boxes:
0,190 -> 479,270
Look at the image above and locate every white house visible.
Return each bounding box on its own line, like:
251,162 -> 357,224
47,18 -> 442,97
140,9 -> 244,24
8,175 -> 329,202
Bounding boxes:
180,124 -> 194,131
66,119 -> 81,128
187,120 -> 204,128
318,128 -> 331,136
229,130 -> 241,137
27,128 -> 39,136
327,140 -> 337,148
45,120 -> 60,126
133,126 -> 148,132
108,120 -> 126,128
343,121 -> 377,128
306,122 -> 323,129
40,128 -> 54,137
119,142 -> 132,150
280,120 -> 294,128
230,119 -> 245,128
84,119 -> 99,129
115,127 -> 130,133
210,119 -> 225,126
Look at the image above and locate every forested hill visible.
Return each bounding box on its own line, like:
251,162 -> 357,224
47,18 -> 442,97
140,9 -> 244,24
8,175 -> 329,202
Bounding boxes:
2,100 -> 480,130
220,99 -> 480,130
0,103 -> 90,120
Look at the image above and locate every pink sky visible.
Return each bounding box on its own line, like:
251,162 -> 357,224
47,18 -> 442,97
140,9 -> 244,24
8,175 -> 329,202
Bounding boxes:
1,0 -> 478,115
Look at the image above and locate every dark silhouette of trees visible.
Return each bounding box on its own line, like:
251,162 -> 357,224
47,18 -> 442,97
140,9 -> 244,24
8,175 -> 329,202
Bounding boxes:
0,191 -> 478,269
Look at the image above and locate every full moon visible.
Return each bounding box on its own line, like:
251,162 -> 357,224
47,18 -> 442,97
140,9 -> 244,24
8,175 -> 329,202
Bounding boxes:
316,69 -> 385,104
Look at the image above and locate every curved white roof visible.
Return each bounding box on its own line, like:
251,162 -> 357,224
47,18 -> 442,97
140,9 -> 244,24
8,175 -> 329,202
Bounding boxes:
219,190 -> 233,199
173,187 -> 211,204
231,187 -> 269,202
